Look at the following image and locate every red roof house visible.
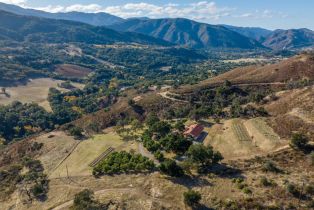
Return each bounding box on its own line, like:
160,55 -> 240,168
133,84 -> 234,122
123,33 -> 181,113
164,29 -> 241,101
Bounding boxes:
184,124 -> 204,139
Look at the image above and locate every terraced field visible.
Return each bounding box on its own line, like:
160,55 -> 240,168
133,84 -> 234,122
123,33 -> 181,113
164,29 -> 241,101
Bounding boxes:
231,119 -> 251,142
203,118 -> 287,160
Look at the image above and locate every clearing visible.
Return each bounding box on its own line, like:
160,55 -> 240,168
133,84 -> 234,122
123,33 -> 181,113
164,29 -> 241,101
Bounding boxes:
203,118 -> 286,160
0,78 -> 84,111
55,64 -> 92,79
48,132 -> 137,178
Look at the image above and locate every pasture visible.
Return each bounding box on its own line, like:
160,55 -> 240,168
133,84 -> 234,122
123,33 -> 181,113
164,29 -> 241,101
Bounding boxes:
203,118 -> 286,160
0,78 -> 84,111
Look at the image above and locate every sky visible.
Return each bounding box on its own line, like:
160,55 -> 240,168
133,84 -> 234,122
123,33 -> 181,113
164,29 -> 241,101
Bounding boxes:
1,0 -> 313,30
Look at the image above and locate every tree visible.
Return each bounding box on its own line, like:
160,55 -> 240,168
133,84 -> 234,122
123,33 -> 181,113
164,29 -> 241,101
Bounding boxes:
187,144 -> 223,168
291,133 -> 309,149
72,189 -> 102,210
174,120 -> 186,132
160,133 -> 192,154
69,126 -> 84,138
149,121 -> 171,137
183,190 -> 201,207
145,113 -> 160,127
159,159 -> 184,177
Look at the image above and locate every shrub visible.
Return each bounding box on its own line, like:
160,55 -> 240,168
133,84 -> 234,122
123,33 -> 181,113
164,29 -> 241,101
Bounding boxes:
154,150 -> 165,162
291,133 -> 309,149
71,189 -> 103,210
243,187 -> 252,194
69,126 -> 84,138
286,183 -> 299,197
260,176 -> 276,187
159,159 -> 184,177
183,190 -> 201,206
305,183 -> 314,195
262,161 -> 281,173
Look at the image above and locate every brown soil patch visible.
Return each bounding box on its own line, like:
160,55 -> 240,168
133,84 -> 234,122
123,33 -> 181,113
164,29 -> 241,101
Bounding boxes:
56,64 -> 92,78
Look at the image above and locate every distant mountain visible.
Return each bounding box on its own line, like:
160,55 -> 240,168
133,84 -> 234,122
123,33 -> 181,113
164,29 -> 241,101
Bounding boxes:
0,10 -> 170,46
222,25 -> 272,41
0,2 -> 123,26
109,18 -> 265,49
262,28 -> 314,50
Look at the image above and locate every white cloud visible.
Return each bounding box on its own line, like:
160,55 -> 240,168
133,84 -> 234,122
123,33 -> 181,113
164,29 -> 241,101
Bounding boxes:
234,9 -> 288,19
3,1 -> 287,23
0,0 -> 27,6
30,1 -> 233,22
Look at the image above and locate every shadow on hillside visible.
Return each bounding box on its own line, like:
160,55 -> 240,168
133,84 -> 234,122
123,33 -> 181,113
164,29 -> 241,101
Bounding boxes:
206,163 -> 244,179
169,176 -> 213,188
195,204 -> 215,210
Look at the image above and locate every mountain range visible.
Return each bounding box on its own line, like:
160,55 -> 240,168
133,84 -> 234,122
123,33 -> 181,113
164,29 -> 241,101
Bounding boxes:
0,2 -> 122,26
0,10 -> 170,46
1,2 -> 314,50
108,18 -> 264,49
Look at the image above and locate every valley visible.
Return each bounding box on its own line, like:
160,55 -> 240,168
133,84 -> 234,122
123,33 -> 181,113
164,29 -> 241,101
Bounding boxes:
0,2 -> 313,210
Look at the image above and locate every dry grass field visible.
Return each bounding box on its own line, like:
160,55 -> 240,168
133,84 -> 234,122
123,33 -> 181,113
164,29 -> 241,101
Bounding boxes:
55,64 -> 92,79
49,133 -> 127,178
203,118 -> 287,160
176,54 -> 314,93
0,78 -> 84,111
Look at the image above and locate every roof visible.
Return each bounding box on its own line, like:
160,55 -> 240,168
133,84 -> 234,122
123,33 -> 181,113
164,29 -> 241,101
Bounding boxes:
184,124 -> 204,138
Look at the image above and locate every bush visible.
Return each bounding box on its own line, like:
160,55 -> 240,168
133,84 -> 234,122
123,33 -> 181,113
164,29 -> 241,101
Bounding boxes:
243,187 -> 252,194
262,161 -> 281,173
183,190 -> 201,206
305,183 -> 314,195
159,159 -> 184,177
291,133 -> 309,149
154,150 -> 165,162
286,183 -> 299,197
260,176 -> 276,187
69,126 -> 84,138
71,189 -> 103,210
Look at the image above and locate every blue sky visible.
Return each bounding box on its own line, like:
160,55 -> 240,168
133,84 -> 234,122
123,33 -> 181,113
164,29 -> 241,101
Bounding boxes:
2,0 -> 313,30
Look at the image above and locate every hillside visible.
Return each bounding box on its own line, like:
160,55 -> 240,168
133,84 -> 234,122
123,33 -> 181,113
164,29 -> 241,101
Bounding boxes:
177,53 -> 314,93
0,2 -> 123,26
263,28 -> 314,50
109,18 -> 265,49
0,10 -> 170,46
223,25 -> 272,41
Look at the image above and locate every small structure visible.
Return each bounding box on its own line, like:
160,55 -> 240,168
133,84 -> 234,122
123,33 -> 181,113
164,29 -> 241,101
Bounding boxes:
184,124 -> 204,140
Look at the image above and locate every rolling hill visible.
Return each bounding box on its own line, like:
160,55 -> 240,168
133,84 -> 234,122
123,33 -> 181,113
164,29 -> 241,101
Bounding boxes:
0,10 -> 170,46
109,18 -> 265,49
0,2 -> 123,26
263,28 -> 314,50
177,53 -> 314,93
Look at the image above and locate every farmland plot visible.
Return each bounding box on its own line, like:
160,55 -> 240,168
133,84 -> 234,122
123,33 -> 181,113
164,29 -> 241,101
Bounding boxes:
231,120 -> 251,142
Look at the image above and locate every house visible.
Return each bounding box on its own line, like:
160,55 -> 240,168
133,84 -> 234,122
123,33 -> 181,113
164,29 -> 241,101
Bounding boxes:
184,124 -> 204,140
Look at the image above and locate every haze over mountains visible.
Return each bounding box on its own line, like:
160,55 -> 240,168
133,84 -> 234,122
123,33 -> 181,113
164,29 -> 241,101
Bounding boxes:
1,2 -> 314,50
0,2 -> 123,26
0,10 -> 170,46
